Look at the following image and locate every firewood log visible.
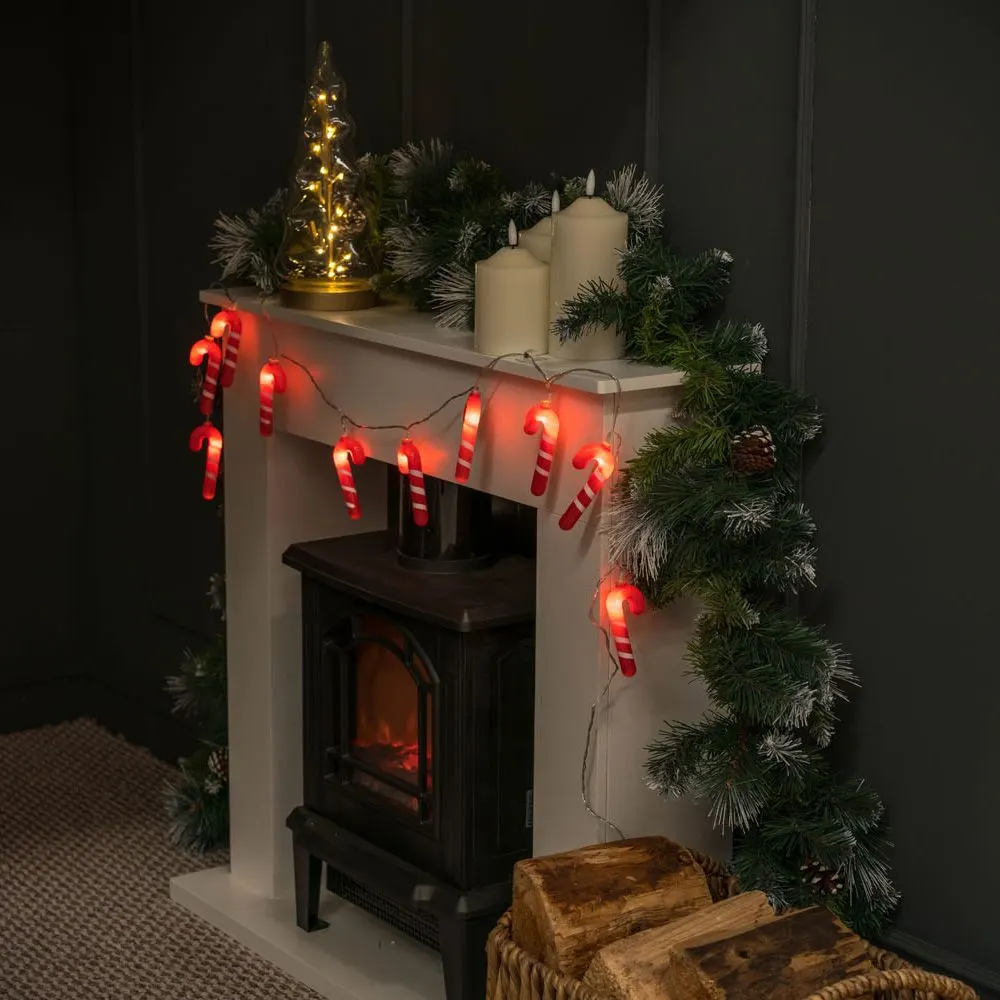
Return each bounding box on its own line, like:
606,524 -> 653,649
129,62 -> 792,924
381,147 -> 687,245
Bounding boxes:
511,837 -> 714,980
614,906 -> 874,1000
583,891 -> 776,1000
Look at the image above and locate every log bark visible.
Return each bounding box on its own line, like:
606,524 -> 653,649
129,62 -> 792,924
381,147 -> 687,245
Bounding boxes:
511,837 -> 713,980
650,906 -> 874,1000
583,891 -> 776,1000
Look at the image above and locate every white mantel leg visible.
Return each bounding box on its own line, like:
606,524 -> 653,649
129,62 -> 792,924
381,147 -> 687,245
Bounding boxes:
532,389 -> 729,860
221,313 -> 388,898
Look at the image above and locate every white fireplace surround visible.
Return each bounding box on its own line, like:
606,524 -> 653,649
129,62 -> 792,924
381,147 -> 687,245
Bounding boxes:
170,289 -> 727,1000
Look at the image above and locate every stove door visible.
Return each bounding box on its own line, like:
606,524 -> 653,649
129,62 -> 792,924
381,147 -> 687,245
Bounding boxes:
323,613 -> 437,827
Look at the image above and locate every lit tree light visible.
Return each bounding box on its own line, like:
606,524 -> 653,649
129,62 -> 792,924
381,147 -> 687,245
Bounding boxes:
278,42 -> 375,311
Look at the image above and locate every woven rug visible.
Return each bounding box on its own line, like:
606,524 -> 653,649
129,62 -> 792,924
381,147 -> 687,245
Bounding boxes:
0,718 -> 322,1000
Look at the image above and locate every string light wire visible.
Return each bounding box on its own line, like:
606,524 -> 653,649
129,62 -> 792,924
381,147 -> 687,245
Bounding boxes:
207,284 -> 629,839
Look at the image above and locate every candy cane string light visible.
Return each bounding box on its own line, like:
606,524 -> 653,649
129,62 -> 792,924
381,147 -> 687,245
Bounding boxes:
558,442 -> 615,531
605,584 -> 645,677
333,434 -> 366,519
258,360 -> 287,437
189,421 -> 223,501
189,337 -> 222,416
211,310 -> 243,388
523,399 -> 560,496
397,437 -> 428,527
454,388 -> 482,483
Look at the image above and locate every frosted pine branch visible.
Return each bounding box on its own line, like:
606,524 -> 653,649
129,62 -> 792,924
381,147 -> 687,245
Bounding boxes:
210,213 -> 256,277
779,684 -> 817,729
721,494 -> 777,539
845,841 -> 900,910
447,159 -> 491,192
811,716 -> 835,748
209,188 -> 286,295
651,274 -> 674,299
789,544 -> 818,588
501,181 -> 551,221
759,731 -> 810,773
795,410 -> 824,442
707,777 -> 767,831
605,163 -> 664,235
389,138 -> 454,190
429,261 -> 475,330
453,221 -> 484,262
384,223 -> 438,282
817,641 -> 858,708
747,323 -> 769,362
762,543 -> 818,591
604,484 -> 669,581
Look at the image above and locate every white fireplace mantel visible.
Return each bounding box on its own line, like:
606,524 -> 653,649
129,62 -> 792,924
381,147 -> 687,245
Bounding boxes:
171,289 -> 727,1000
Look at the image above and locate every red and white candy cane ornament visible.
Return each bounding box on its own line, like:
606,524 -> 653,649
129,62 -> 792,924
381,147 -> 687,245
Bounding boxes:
558,442 -> 615,531
605,584 -> 645,677
397,437 -> 428,527
333,435 -> 366,520
258,360 -> 287,437
454,388 -> 482,484
189,337 -> 222,416
211,309 -> 243,388
189,421 -> 223,501
523,400 -> 560,496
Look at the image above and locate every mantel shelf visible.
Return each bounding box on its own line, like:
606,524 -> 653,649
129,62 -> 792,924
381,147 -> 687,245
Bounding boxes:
200,287 -> 683,395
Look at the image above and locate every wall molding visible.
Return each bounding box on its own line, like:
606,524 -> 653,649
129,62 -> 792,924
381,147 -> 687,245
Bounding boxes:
400,0 -> 414,142
129,0 -> 152,607
880,928 -> 1000,995
303,0 -> 317,74
789,0 -> 817,393
643,0 -> 662,178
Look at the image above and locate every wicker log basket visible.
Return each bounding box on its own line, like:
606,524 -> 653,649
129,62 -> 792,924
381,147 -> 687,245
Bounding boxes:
486,849 -> 978,1000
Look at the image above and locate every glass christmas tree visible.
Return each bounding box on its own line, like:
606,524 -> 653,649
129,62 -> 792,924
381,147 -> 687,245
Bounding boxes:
280,42 -> 375,311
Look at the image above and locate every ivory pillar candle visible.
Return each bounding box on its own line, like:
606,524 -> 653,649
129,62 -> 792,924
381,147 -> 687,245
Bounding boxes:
474,221 -> 549,356
519,190 -> 561,264
549,170 -> 628,360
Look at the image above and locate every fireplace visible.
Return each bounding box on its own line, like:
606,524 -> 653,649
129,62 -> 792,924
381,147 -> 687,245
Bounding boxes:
283,478 -> 536,1000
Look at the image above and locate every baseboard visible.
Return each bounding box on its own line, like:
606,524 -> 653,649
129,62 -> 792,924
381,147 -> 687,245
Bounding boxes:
880,928 -> 1000,996
86,678 -> 200,764
0,656 -> 87,689
0,674 -> 199,764
0,673 -> 95,734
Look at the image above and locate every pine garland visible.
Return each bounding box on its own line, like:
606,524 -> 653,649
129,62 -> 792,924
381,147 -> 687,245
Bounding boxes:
564,219 -> 898,934
206,147 -> 898,934
382,139 -> 554,326
164,576 -> 229,854
209,189 -> 287,295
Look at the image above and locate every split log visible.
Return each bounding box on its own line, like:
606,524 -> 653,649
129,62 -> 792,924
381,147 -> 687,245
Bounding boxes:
583,891 -> 777,1000
511,836 -> 713,980
638,906 -> 874,1000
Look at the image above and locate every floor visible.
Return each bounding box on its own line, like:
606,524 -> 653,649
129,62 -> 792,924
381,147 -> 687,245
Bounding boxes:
0,718 -> 322,1000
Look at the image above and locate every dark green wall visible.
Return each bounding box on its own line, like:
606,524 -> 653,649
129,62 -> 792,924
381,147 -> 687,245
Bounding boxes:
0,0 -> 86,709
4,0 -> 997,985
802,0 -> 1000,980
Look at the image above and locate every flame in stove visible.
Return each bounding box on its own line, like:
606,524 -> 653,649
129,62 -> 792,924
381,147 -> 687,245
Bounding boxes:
351,620 -> 431,783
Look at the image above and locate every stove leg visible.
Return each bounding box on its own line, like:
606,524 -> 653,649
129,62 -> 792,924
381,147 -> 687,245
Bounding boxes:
439,911 -> 496,1000
293,841 -> 328,932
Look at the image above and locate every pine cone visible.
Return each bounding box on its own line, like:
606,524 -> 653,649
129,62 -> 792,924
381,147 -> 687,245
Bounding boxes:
800,858 -> 844,897
731,426 -> 776,474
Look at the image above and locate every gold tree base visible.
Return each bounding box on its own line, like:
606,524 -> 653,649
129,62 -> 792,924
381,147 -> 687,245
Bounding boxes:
279,277 -> 377,312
